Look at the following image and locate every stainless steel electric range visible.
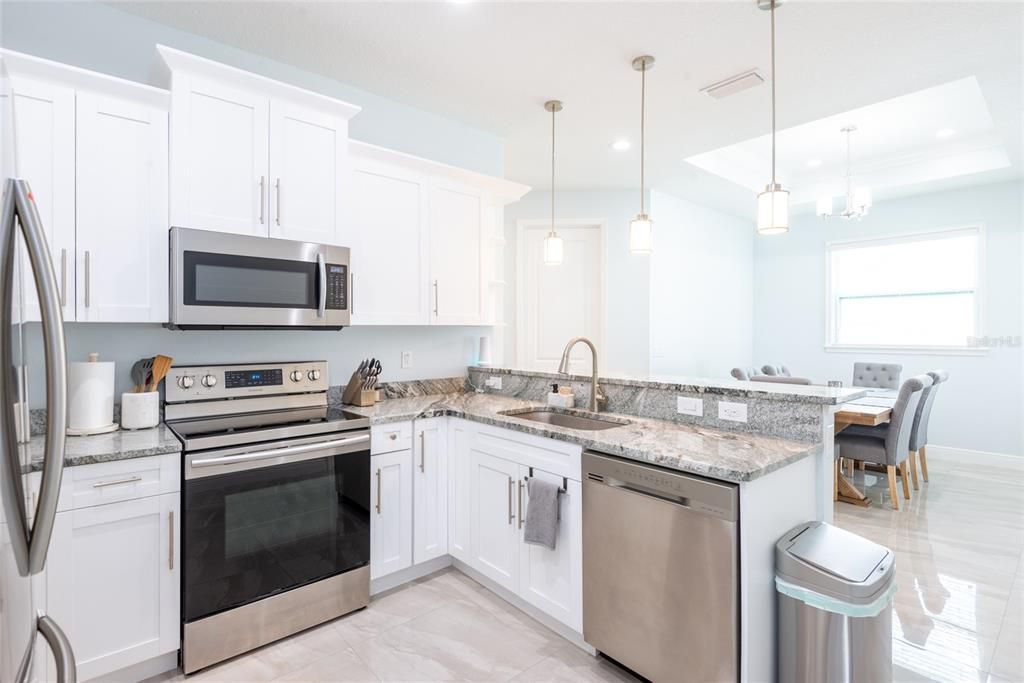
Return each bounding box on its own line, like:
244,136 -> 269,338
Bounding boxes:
165,361 -> 371,674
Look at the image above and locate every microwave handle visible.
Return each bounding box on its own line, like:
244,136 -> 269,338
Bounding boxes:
316,252 -> 326,318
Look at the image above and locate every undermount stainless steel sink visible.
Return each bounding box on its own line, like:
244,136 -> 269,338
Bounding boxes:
500,408 -> 629,431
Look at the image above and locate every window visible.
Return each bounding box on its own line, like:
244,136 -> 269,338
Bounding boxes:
826,227 -> 981,350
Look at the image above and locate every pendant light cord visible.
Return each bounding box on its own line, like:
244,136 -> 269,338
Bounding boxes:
845,128 -> 852,201
640,61 -> 646,215
550,106 -> 556,235
770,0 -> 777,187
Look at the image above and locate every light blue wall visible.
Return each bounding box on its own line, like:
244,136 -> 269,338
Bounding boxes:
753,181 -> 1023,455
0,0 -> 503,175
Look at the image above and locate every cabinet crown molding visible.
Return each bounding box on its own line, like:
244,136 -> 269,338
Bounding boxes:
155,45 -> 361,120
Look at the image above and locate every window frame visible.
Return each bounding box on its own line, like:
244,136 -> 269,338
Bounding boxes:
823,224 -> 988,356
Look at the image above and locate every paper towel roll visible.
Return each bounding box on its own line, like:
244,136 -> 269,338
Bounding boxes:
68,360 -> 115,431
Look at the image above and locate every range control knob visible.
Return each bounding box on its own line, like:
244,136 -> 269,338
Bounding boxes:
201,374 -> 218,388
307,369 -> 322,381
290,370 -> 304,382
177,375 -> 194,389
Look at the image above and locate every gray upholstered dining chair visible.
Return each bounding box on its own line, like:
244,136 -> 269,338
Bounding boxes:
730,367 -> 763,381
852,362 -> 903,389
750,375 -> 812,385
761,364 -> 791,377
835,374 -> 932,510
907,369 -> 949,486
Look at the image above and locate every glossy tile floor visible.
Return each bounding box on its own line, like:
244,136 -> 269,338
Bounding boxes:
147,569 -> 639,682
836,449 -> 1024,683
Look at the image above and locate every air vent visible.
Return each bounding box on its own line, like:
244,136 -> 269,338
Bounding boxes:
700,69 -> 765,99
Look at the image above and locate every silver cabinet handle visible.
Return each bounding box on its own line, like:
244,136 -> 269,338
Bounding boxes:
507,477 -> 514,526
316,253 -> 326,318
518,480 -> 525,529
84,250 -> 90,308
37,615 -> 76,683
92,475 -> 142,488
275,178 -> 281,225
0,179 -> 67,575
419,432 -> 426,473
375,468 -> 382,514
60,248 -> 67,307
433,279 -> 439,316
168,510 -> 174,571
259,176 -> 266,224
191,434 -> 369,468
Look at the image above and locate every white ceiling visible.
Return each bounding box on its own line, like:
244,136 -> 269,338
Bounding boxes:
110,1 -> 1023,218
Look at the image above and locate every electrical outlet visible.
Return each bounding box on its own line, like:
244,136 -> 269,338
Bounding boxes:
718,401 -> 748,423
401,351 -> 412,369
485,376 -> 502,390
676,396 -> 703,417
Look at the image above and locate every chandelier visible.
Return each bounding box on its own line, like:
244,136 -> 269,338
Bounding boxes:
817,125 -> 872,220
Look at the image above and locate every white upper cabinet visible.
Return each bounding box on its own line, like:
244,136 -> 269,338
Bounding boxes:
160,46 -> 359,244
76,92 -> 168,322
169,75 -> 269,236
269,100 -> 351,245
429,181 -> 485,325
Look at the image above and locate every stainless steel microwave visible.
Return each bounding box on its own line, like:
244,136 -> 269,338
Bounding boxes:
168,227 -> 351,330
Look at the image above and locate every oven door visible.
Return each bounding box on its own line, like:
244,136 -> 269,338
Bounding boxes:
182,431 -> 370,624
169,227 -> 350,329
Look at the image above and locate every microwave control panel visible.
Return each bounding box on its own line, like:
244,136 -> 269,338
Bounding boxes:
325,264 -> 347,310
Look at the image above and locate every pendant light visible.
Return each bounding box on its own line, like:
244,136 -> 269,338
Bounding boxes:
629,55 -> 655,254
816,125 -> 872,220
543,100 -> 564,265
756,0 -> 789,235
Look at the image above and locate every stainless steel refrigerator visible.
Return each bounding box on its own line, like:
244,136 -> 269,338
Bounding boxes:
0,67 -> 77,683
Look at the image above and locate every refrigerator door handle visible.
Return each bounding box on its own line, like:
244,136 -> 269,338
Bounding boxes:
12,179 -> 68,574
37,615 -> 77,683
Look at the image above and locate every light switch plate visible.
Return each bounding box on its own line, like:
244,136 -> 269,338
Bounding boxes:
676,396 -> 703,417
401,351 -> 412,369
485,376 -> 502,390
718,401 -> 748,423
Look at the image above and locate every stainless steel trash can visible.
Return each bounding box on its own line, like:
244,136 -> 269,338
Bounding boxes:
776,521 -> 896,683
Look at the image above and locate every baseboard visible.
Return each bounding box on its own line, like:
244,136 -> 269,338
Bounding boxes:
926,444 -> 1021,460
451,558 -> 594,655
89,651 -> 177,683
371,555 -> 452,595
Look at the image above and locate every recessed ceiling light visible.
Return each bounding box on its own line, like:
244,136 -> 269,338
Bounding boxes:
612,139 -> 631,151
806,159 -> 822,168
936,128 -> 956,138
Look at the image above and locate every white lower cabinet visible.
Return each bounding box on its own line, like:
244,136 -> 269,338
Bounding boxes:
370,448 -> 413,579
447,419 -> 475,563
46,489 -> 179,682
469,450 -> 520,592
413,418 -> 448,564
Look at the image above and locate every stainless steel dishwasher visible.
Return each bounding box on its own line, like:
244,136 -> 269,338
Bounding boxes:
582,451 -> 739,683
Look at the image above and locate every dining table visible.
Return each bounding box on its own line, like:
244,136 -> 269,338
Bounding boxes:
833,388 -> 899,506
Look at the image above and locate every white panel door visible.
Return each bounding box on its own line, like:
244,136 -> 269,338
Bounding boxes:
170,75 -> 268,235
429,182 -> 484,325
350,159 -> 430,324
413,417 -> 448,564
470,449 -> 519,592
517,467 -> 583,631
518,223 -> 603,373
370,449 -> 413,580
46,493 -> 179,682
75,92 -> 169,322
447,419 -> 475,563
268,101 -> 350,246
9,76 -> 76,321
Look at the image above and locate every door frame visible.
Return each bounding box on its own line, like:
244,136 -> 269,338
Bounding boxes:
515,219 -> 607,372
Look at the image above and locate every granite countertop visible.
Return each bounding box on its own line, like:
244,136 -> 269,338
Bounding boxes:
27,424 -> 182,471
346,392 -> 820,483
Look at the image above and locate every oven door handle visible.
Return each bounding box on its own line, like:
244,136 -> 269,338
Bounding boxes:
190,434 -> 369,469
316,252 -> 326,319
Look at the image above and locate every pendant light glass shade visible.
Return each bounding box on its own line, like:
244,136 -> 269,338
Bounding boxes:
629,214 -> 653,253
543,100 -> 564,265
757,184 -> 789,235
543,232 -> 564,265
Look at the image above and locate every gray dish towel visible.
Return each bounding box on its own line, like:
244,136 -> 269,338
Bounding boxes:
524,477 -> 561,550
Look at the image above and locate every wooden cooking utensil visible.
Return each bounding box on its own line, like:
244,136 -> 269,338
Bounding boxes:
147,355 -> 174,392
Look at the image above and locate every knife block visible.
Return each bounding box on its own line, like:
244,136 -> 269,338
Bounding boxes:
341,370 -> 378,407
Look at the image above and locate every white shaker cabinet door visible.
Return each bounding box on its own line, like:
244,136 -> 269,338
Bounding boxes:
350,159 -> 430,324
268,101 -> 351,246
469,450 -> 519,593
8,76 -> 76,322
429,182 -> 485,325
517,467 -> 582,631
447,419 -> 475,563
413,418 -> 448,564
370,449 -> 413,580
169,75 -> 269,236
75,92 -> 168,322
45,492 -> 180,682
